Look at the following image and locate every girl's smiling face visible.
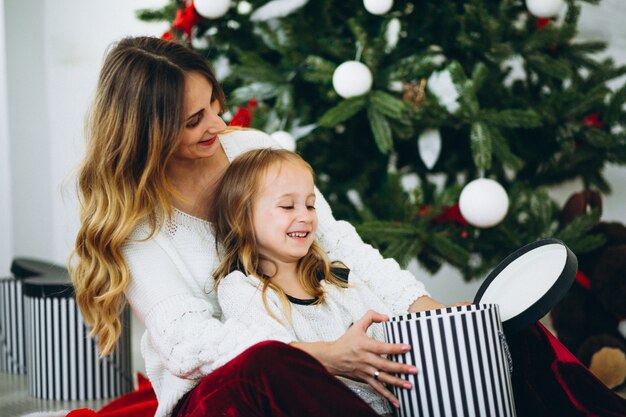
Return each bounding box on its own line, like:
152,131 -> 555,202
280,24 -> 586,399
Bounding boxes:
252,161 -> 318,268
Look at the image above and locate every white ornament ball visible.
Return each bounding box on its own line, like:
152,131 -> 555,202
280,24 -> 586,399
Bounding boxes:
191,34 -> 210,50
525,0 -> 564,18
237,1 -> 252,15
194,0 -> 231,19
363,0 -> 394,15
332,61 -> 373,99
459,178 -> 509,228
271,131 -> 296,152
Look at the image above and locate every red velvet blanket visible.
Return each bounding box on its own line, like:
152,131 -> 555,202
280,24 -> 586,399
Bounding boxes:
67,323 -> 626,417
66,373 -> 157,417
509,323 -> 626,417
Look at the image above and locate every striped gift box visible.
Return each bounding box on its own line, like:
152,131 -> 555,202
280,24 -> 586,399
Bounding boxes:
0,276 -> 26,374
0,257 -> 71,375
23,276 -> 133,400
383,304 -> 516,417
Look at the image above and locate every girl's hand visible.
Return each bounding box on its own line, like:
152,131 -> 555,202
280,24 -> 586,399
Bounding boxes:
452,301 -> 473,307
409,296 -> 472,312
408,295 -> 446,312
326,310 -> 417,408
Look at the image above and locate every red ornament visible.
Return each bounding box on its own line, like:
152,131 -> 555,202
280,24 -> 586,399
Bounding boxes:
583,113 -> 603,128
536,18 -> 552,30
161,31 -> 174,41
229,99 -> 258,127
172,1 -> 202,36
418,204 -> 432,217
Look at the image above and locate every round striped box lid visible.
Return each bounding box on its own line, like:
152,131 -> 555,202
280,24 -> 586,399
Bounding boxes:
21,276 -> 74,299
474,238 -> 577,334
11,257 -> 69,280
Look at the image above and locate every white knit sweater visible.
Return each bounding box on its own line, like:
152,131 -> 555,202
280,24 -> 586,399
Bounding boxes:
122,129 -> 429,417
217,269 -> 411,415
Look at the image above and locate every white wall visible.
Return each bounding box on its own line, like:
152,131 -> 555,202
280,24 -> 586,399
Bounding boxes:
4,0 -> 52,274
0,0 -> 12,277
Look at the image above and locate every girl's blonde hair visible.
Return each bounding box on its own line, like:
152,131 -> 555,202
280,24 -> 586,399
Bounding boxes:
211,148 -> 347,321
70,36 -> 226,355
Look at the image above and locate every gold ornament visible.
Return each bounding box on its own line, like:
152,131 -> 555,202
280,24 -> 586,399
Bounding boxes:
402,79 -> 426,108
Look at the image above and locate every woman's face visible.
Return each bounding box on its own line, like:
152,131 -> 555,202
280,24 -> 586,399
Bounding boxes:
173,71 -> 227,162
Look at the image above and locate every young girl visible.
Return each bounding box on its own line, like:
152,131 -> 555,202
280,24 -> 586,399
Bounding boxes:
211,148 -> 416,415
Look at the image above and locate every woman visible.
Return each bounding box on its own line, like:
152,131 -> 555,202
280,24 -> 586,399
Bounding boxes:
71,36 -> 446,417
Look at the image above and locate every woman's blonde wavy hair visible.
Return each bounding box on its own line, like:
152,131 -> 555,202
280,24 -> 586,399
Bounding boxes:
70,36 -> 226,356
210,148 -> 347,323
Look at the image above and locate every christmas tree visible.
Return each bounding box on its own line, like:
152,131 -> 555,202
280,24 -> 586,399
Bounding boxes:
138,0 -> 626,280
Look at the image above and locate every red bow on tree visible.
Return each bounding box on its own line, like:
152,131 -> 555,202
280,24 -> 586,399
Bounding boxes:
433,202 -> 469,226
172,1 -> 202,36
419,202 -> 469,237
229,99 -> 258,127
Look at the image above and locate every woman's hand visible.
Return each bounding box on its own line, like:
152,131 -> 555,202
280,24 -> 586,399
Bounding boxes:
294,310 -> 416,408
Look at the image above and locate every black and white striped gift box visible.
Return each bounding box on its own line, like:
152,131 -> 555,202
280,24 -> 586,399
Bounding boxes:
0,276 -> 26,374
1,257 -> 73,375
23,277 -> 133,400
383,304 -> 516,417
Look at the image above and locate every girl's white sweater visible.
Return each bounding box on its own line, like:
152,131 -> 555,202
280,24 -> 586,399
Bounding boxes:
218,268 -> 410,415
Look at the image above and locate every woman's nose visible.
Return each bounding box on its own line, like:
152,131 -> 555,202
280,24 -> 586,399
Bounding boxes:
206,111 -> 226,133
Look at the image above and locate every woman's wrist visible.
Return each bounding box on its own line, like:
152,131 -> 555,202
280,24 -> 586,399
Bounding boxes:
408,295 -> 446,313
290,341 -> 338,374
